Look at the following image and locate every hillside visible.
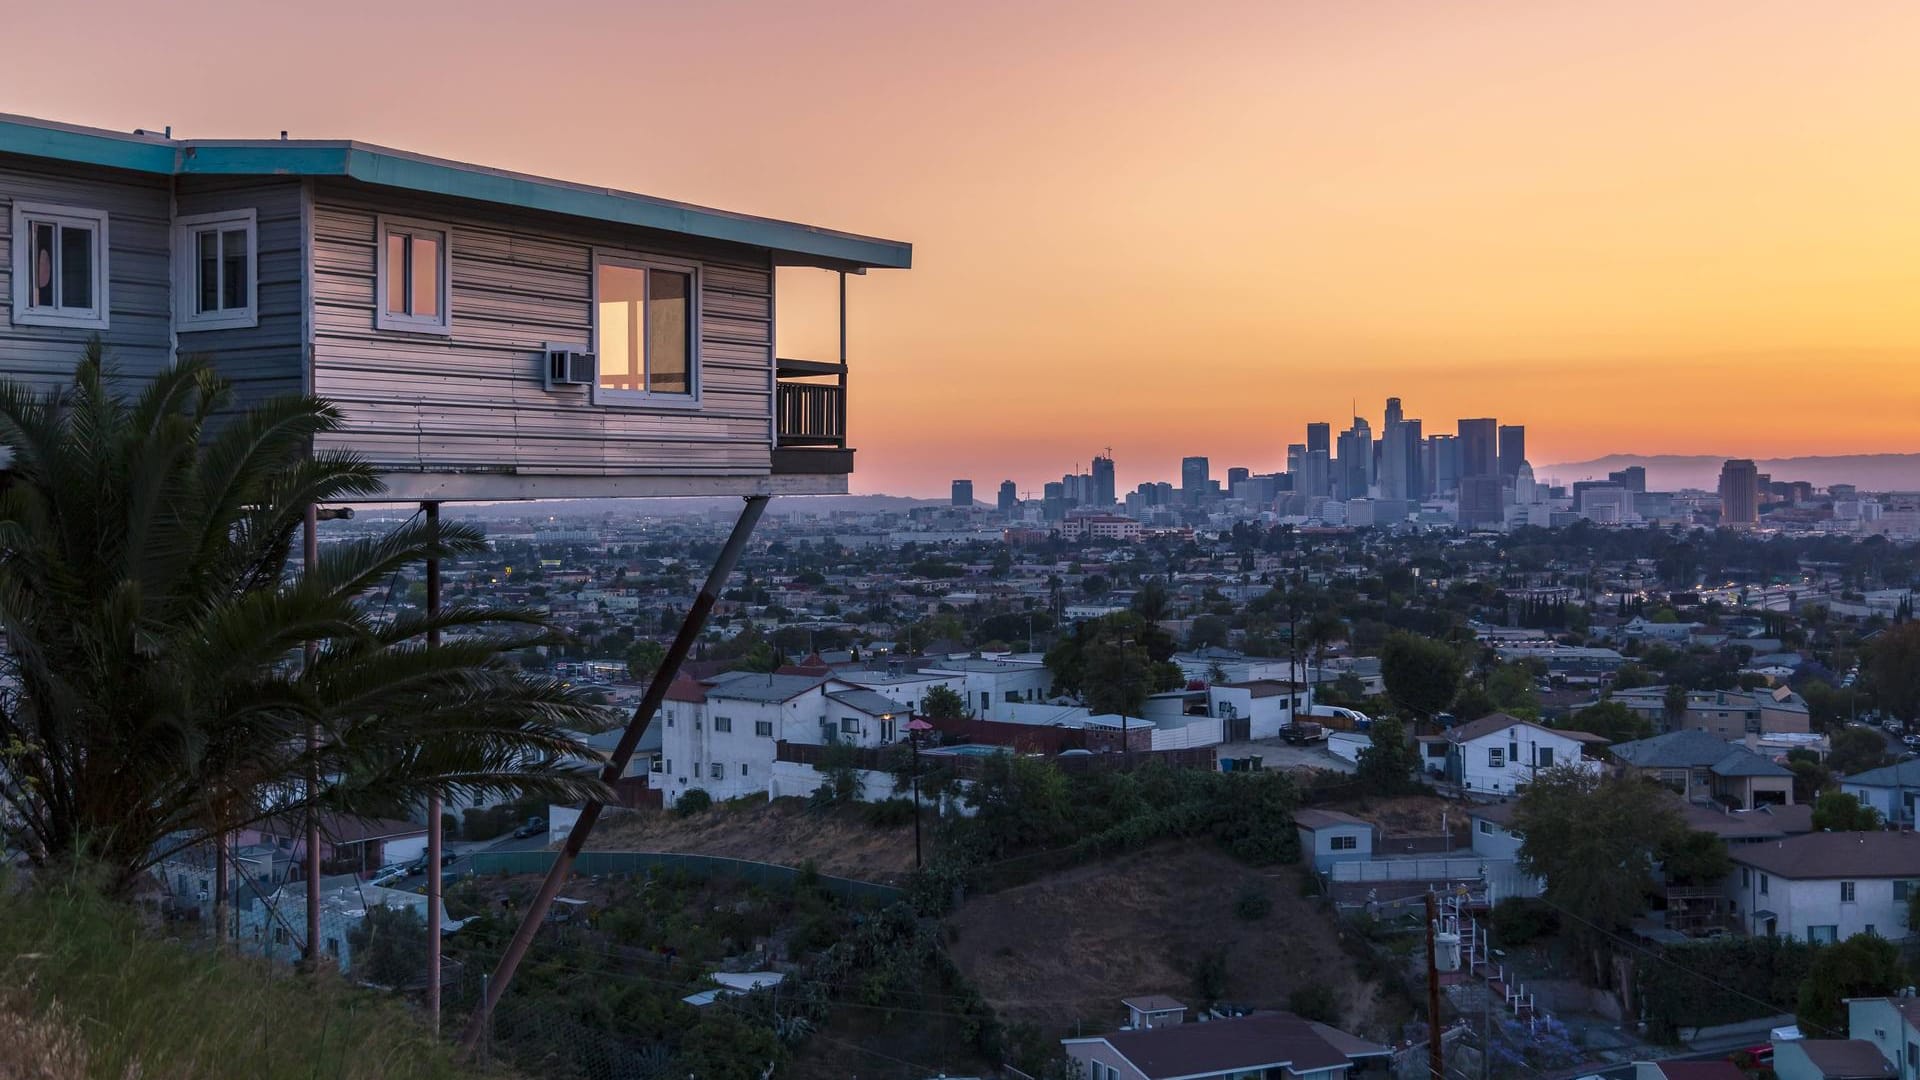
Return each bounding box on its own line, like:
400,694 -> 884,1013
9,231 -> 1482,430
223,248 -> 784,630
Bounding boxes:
1539,452 -> 1920,492
944,843 -> 1401,1040
587,797 -> 921,883
0,876 -> 482,1080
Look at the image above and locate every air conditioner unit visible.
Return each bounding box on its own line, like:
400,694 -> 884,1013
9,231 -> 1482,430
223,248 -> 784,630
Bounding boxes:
544,346 -> 596,390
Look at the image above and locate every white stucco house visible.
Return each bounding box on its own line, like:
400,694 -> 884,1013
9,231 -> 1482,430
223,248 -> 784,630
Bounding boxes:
1723,832 -> 1920,943
1294,809 -> 1375,872
1425,713 -> 1605,795
1848,997 -> 1920,1080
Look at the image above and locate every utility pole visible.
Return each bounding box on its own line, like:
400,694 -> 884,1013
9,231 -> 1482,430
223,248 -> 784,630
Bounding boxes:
908,719 -> 923,869
1426,890 -> 1444,1080
425,501 -> 443,1035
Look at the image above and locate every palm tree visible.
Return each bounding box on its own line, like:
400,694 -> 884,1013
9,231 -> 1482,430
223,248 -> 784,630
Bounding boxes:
0,347 -> 608,896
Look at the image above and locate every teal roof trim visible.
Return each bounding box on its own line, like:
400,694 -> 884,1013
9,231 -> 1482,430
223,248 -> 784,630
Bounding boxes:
0,115 -> 911,270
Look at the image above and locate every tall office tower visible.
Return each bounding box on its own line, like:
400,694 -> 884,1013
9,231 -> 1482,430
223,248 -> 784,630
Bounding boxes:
1719,459 -> 1760,526
1401,418 -> 1425,499
1286,443 -> 1306,477
1306,422 -> 1331,457
1337,418 -> 1374,499
1227,466 -> 1251,489
1302,450 -> 1331,502
1379,419 -> 1410,500
1181,456 -> 1211,494
951,479 -> 974,507
1608,466 -> 1647,493
1091,455 -> 1117,506
1041,481 -> 1067,522
1497,424 -> 1526,480
1456,419 -> 1501,526
998,480 -> 1018,514
1426,434 -> 1460,495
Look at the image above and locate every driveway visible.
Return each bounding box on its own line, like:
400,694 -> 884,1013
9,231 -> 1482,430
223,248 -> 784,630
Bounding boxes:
1214,737 -> 1355,774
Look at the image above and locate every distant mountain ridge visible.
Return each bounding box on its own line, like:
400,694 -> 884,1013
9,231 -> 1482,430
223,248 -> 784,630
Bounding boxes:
1539,453 -> 1920,492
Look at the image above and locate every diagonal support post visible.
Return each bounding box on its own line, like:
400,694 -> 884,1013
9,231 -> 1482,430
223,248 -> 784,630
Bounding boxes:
457,494 -> 769,1054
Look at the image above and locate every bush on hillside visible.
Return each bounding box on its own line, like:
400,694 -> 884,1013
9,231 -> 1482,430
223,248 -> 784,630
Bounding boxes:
675,788 -> 714,817
1288,983 -> 1341,1023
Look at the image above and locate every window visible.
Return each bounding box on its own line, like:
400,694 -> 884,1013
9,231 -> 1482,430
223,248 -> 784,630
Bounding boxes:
981,691 -> 991,714
375,216 -> 451,333
1479,820 -> 1494,836
1488,748 -> 1505,769
755,720 -> 774,738
1742,868 -> 1751,887
1760,873 -> 1769,895
1904,1042 -> 1915,1069
1842,881 -> 1856,902
174,209 -> 256,330
594,257 -> 697,402
709,762 -> 723,780
11,202 -> 107,328
1807,925 -> 1838,945
841,718 -> 860,735
1536,746 -> 1554,768
1898,880 -> 1917,901
740,763 -> 750,777
713,717 -> 733,734
1330,834 -> 1359,851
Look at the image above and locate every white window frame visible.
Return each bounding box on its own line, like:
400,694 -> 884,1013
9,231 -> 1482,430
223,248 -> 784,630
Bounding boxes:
713,716 -> 733,734
754,720 -> 774,738
590,251 -> 702,408
374,215 -> 452,334
174,209 -> 258,331
10,201 -> 109,329
1488,747 -> 1505,769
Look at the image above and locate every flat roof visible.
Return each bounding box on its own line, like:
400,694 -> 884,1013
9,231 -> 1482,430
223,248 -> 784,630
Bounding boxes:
0,112 -> 911,270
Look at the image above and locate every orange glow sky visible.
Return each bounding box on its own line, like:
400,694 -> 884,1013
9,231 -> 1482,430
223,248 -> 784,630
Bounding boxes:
16,0 -> 1920,496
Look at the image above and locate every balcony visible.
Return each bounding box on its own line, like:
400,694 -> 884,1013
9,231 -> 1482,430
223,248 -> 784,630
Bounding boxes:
773,357 -> 851,475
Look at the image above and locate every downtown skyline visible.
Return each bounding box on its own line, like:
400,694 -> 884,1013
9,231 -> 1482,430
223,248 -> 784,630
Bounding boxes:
14,0 -> 1920,496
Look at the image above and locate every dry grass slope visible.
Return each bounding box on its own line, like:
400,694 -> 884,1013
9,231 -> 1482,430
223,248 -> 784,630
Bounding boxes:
945,843 -> 1397,1041
588,797 -> 921,883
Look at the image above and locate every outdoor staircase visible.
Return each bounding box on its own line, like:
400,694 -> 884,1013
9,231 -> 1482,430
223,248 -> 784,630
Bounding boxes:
1445,893 -> 1541,1028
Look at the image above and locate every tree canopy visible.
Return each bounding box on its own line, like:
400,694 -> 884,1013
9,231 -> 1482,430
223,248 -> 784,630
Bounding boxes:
1380,632 -> 1465,722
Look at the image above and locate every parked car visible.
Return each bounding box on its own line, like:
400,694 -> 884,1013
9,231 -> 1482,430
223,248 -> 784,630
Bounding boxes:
1902,734 -> 1920,749
1281,722 -> 1326,745
369,864 -> 409,887
405,852 -> 459,875
511,816 -> 548,840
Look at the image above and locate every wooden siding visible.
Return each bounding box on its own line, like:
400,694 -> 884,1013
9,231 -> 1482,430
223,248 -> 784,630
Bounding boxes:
174,177 -> 305,408
307,180 -> 775,483
0,152 -> 171,389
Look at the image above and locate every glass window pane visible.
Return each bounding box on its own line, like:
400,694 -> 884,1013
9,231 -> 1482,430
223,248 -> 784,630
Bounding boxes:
410,233 -> 439,318
198,230 -> 219,313
222,228 -> 248,311
647,269 -> 690,394
60,225 -> 93,311
595,265 -> 645,392
385,233 -> 408,314
31,223 -> 55,308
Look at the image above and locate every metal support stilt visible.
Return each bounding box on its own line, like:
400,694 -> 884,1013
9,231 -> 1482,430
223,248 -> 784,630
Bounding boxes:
425,501 -> 443,1034
457,495 -> 770,1054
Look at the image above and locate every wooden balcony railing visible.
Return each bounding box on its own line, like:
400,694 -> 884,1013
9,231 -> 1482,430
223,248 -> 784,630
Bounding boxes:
775,358 -> 846,448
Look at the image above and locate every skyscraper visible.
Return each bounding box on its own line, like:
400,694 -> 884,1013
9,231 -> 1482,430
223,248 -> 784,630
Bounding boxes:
1286,443 -> 1306,477
998,480 -> 1018,514
1608,466 -> 1647,493
1401,418 -> 1424,499
1379,418 -> 1411,500
1384,397 -> 1403,428
1306,422 -> 1330,457
1181,456 -> 1211,494
951,479 -> 974,507
1456,419 -> 1501,526
1301,450 -> 1331,502
1337,418 -> 1373,499
1719,459 -> 1760,526
1091,455 -> 1116,506
1427,434 -> 1460,495
1227,466 -> 1251,489
1497,424 -> 1526,480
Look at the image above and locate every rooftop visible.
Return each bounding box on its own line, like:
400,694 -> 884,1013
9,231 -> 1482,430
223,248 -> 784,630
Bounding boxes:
1065,1012 -> 1384,1080
0,112 -> 910,270
1730,832 -> 1920,880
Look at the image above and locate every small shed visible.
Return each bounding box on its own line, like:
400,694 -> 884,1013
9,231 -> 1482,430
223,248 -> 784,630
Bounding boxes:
1120,995 -> 1187,1030
1294,808 -> 1376,872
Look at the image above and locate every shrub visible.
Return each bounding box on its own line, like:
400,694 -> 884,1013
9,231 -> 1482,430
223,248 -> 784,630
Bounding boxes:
1191,946 -> 1230,1004
1488,897 -> 1558,947
862,797 -> 918,827
1234,885 -> 1273,921
1288,983 -> 1341,1023
675,788 -> 713,817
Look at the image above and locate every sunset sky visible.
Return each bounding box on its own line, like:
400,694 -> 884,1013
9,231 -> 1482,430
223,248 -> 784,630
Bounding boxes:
16,0 -> 1920,496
